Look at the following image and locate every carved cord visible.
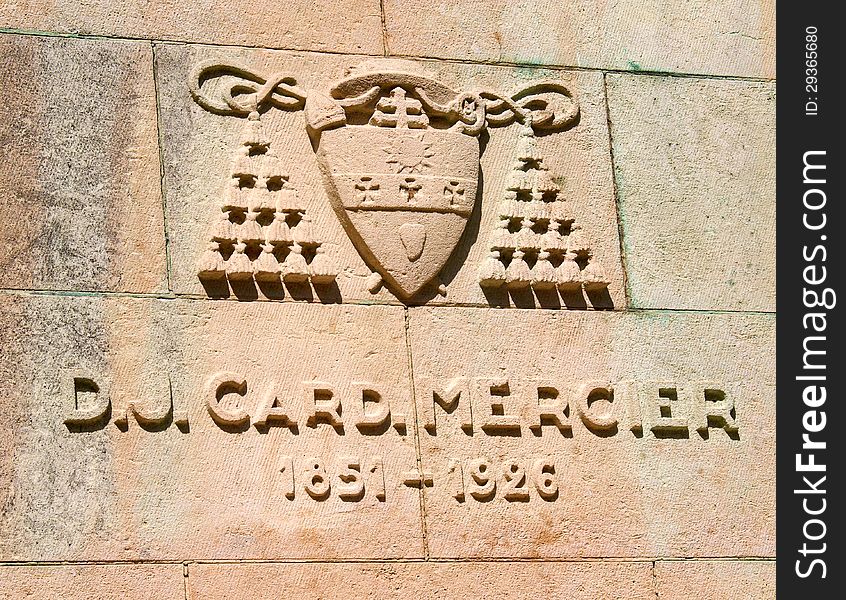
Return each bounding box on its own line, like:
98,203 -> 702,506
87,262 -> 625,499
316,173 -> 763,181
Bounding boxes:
189,60 -> 308,116
189,62 -> 579,133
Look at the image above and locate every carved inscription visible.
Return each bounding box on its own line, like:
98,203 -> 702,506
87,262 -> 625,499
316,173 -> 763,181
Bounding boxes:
62,373 -> 110,427
272,456 -> 386,502
63,372 -> 739,439
62,373 -> 740,504
432,457 -> 559,503
62,370 -> 187,430
204,374 -> 408,434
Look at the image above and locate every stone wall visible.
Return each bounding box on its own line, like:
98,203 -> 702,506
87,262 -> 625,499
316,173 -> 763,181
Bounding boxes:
0,2 -> 775,598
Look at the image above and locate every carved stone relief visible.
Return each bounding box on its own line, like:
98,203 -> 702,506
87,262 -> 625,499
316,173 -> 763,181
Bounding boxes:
5,294 -> 770,561
477,123 -> 608,293
188,60 -> 614,306
0,11 -> 776,589
196,112 -> 339,287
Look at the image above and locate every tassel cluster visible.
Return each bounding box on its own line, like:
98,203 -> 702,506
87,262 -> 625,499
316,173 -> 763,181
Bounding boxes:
197,112 -> 338,285
478,123 -> 608,293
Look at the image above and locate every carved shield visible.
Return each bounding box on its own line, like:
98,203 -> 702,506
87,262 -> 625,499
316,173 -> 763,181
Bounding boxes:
317,125 -> 478,300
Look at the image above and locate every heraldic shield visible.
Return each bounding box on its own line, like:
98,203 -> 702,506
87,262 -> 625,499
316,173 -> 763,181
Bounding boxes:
189,62 -> 580,302
318,124 -> 478,300
307,72 -> 488,301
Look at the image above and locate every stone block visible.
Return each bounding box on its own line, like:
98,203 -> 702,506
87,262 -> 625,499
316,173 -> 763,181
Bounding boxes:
0,293 -> 422,560
0,564 -> 183,600
0,34 -> 166,293
607,74 -> 775,311
157,45 -> 624,309
655,560 -> 775,599
407,307 -> 775,558
384,0 -> 775,79
0,1 -> 383,54
187,561 -> 655,599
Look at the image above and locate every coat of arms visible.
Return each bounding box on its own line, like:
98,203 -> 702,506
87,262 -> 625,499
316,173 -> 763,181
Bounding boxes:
190,61 -> 605,303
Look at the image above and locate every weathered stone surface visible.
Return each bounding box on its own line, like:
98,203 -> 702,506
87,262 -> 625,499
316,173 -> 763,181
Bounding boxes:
188,561 -> 655,599
0,564 -> 183,600
655,560 -> 775,599
407,307 -> 774,558
384,0 -> 775,79
0,292 -> 422,560
0,1 -> 383,54
0,5 -> 778,591
607,75 -> 775,312
0,34 -> 166,293
158,45 -> 624,309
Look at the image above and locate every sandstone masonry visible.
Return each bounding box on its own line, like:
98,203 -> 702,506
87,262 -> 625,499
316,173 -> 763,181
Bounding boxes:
0,2 -> 775,598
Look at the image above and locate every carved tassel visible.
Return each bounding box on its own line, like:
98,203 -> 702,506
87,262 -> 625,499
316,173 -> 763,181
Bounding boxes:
224,177 -> 248,211
535,169 -> 559,195
197,241 -> 226,278
282,243 -> 310,283
550,201 -> 574,223
515,123 -> 543,163
309,245 -> 338,285
499,191 -> 522,219
210,211 -> 235,242
541,220 -> 562,251
231,154 -> 255,182
566,224 -> 589,256
226,242 -> 253,281
556,252 -> 581,292
527,191 -> 550,220
506,170 -> 530,193
490,217 -> 511,249
265,214 -> 291,244
531,250 -> 557,290
253,150 -> 281,180
253,242 -> 281,281
241,110 -> 270,149
252,180 -> 276,211
505,249 -> 532,289
243,187 -> 266,214
275,187 -> 300,213
478,250 -> 507,288
582,258 -> 609,291
231,162 -> 258,212
239,210 -> 264,243
292,214 -> 316,246
515,218 -> 538,251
